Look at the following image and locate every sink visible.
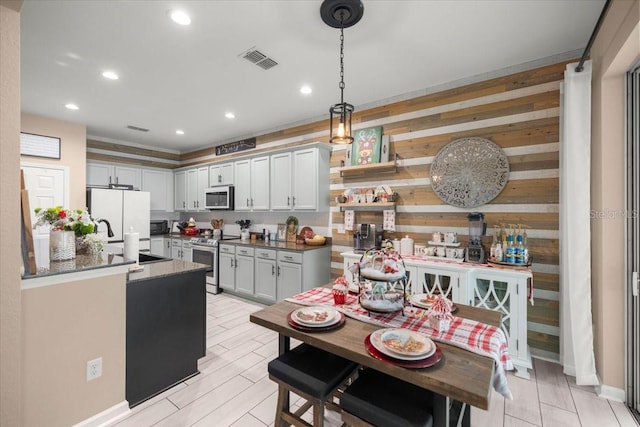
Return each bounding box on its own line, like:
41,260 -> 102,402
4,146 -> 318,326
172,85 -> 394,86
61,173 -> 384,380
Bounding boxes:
138,253 -> 169,264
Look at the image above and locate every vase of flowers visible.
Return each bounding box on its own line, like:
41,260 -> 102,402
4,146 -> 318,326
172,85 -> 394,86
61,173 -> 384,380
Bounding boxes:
34,206 -> 100,260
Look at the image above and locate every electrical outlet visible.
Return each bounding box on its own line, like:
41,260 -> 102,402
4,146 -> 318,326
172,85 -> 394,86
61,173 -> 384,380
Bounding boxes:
86,357 -> 102,381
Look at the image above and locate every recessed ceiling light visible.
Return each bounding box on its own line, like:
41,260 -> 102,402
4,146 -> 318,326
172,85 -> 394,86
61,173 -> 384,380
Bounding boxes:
169,10 -> 191,25
65,103 -> 79,110
176,130 -> 185,135
300,85 -> 312,95
225,112 -> 235,119
102,70 -> 119,80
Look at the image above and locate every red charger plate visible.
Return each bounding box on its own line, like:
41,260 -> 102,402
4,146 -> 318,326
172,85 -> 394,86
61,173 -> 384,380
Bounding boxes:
287,311 -> 345,332
364,334 -> 443,368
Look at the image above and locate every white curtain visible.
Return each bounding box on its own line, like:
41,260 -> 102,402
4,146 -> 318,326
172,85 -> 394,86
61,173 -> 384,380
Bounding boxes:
560,60 -> 598,385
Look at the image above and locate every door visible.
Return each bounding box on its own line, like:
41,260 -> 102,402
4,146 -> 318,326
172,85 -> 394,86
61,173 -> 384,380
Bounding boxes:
86,162 -> 113,187
174,171 -> 187,211
627,65 -> 640,415
235,254 -> 254,295
251,156 -> 270,210
142,169 -> 168,211
277,261 -> 302,300
234,160 -> 251,211
270,152 -> 292,210
21,164 -> 68,267
219,251 -> 235,290
114,165 -> 141,188
255,257 -> 277,302
196,167 -> 209,210
187,169 -> 198,210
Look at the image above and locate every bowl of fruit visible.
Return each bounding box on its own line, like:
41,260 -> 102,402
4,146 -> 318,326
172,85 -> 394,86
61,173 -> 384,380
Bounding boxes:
305,235 -> 326,246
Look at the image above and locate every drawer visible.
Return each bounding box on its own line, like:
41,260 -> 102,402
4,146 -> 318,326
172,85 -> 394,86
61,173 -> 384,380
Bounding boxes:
219,244 -> 235,254
171,240 -> 182,247
236,246 -> 255,256
278,251 -> 302,264
255,249 -> 276,260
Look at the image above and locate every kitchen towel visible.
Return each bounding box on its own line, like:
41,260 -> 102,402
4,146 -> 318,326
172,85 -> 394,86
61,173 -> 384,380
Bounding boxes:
123,227 -> 139,263
344,210 -> 355,231
383,209 -> 396,231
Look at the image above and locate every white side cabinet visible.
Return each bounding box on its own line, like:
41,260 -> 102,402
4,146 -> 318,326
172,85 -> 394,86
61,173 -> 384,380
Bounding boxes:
341,252 -> 533,379
170,238 -> 192,261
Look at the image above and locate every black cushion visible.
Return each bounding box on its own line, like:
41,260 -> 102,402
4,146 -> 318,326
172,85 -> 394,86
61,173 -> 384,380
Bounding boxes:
268,344 -> 358,399
341,368 -> 434,427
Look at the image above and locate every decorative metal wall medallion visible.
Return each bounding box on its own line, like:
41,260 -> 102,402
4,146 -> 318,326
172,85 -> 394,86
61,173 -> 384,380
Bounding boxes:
429,137 -> 509,208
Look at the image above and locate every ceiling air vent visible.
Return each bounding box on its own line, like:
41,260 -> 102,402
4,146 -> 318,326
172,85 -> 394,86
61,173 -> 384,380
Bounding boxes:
240,47 -> 279,70
126,125 -> 149,132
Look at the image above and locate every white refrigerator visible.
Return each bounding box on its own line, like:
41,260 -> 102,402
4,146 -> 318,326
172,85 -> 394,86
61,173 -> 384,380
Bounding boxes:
87,188 -> 150,251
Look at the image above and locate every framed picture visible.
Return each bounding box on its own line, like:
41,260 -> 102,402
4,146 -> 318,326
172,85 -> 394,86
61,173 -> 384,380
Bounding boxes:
350,126 -> 382,166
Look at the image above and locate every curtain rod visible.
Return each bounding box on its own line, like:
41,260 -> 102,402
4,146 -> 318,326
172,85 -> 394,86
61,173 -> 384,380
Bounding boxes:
576,0 -> 612,72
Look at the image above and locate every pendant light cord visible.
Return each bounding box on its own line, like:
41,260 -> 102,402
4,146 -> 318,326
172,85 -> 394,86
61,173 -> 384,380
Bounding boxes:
339,12 -> 345,104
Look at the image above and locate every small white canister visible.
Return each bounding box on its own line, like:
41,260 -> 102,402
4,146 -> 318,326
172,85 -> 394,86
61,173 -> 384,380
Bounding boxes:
393,238 -> 401,252
400,235 -> 414,256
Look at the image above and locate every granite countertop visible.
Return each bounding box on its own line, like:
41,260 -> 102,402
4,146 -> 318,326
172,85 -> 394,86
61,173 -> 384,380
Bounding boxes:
222,238 -> 331,252
126,258 -> 208,283
22,253 -> 135,280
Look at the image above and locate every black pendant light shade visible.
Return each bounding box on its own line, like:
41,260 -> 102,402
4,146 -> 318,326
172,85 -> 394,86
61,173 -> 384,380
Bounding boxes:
321,0 -> 363,145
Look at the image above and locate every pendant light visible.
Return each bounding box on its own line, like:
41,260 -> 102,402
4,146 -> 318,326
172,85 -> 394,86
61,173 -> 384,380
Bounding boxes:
321,0 -> 364,144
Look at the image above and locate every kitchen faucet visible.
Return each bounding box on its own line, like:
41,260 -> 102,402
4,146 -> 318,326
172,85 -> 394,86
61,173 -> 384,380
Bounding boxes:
95,218 -> 115,238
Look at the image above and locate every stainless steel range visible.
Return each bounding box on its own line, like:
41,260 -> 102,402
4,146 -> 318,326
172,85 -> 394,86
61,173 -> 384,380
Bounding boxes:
190,235 -> 238,294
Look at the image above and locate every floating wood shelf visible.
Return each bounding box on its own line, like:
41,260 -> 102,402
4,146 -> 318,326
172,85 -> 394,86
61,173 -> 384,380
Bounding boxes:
338,154 -> 398,177
337,202 -> 396,211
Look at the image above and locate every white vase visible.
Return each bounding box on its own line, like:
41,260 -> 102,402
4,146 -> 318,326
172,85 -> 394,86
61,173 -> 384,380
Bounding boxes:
50,230 -> 76,261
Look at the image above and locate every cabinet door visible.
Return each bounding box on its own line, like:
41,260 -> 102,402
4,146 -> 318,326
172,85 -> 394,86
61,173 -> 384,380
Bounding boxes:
174,171 -> 187,211
142,169 -> 168,211
196,167 -> 209,210
235,254 -> 255,295
413,266 -> 461,302
171,241 -> 182,260
220,163 -> 234,185
87,163 -> 114,187
234,160 -> 251,211
292,148 -> 317,210
164,238 -> 172,258
277,261 -> 302,300
209,165 -> 222,186
251,156 -> 270,210
255,257 -> 277,303
218,251 -> 235,290
270,152 -> 292,210
114,165 -> 141,189
150,237 -> 164,256
182,243 -> 193,262
186,169 -> 199,210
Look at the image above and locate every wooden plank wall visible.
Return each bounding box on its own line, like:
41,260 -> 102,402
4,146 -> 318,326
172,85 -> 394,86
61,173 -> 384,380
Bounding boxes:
86,60 -> 570,360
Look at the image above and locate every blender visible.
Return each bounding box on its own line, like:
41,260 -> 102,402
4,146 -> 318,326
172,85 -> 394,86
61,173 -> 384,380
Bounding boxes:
465,212 -> 487,263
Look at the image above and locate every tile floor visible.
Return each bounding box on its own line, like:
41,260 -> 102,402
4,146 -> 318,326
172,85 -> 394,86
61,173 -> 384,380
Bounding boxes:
110,292 -> 640,427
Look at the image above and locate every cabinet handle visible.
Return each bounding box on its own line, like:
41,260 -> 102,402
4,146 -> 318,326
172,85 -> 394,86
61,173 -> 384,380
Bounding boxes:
287,196 -> 290,206
116,176 -> 119,184
251,198 -> 254,207
230,258 -> 234,267
109,176 -> 112,185
292,196 -> 295,207
277,266 -> 281,276
246,198 -> 250,207
272,265 -> 275,275
218,175 -> 221,183
183,201 -> 186,208
193,201 -> 196,208
284,255 -> 293,260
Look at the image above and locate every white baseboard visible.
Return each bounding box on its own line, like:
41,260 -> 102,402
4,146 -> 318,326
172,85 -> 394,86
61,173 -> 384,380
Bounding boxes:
73,400 -> 130,427
597,383 -> 626,402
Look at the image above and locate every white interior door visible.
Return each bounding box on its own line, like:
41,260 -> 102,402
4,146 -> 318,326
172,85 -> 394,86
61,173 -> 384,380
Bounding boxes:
21,163 -> 69,267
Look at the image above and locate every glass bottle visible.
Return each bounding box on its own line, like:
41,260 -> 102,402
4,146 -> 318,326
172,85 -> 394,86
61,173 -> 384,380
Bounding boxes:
505,234 -> 515,263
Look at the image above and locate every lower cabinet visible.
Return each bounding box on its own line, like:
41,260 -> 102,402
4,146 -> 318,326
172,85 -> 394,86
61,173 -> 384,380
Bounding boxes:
341,251 -> 533,379
171,238 -> 192,261
222,243 -> 330,303
150,237 -> 164,256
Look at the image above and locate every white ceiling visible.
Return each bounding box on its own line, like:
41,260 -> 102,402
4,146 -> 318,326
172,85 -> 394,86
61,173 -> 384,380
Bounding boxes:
20,0 -> 605,153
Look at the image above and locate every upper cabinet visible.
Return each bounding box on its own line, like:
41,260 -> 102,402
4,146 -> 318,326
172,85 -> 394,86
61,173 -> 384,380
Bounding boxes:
234,156 -> 269,211
270,147 -> 329,211
87,162 -> 141,189
209,163 -> 234,186
175,166 -> 208,211
141,168 -> 174,212
174,170 -> 187,211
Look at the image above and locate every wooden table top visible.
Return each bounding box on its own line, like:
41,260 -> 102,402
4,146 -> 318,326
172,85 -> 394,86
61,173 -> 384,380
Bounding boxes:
250,297 -> 502,410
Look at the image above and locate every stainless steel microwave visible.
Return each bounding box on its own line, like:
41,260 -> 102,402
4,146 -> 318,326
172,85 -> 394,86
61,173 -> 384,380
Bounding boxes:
204,185 -> 234,210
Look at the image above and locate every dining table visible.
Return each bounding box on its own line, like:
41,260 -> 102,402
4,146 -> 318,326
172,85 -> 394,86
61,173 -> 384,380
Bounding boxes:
249,285 -> 506,427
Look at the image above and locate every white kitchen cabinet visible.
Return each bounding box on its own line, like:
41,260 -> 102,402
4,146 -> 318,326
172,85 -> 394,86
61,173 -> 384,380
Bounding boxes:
186,167 -> 208,211
87,162 -> 141,189
218,244 -> 236,291
270,152 -> 292,210
269,147 -> 330,212
255,249 -> 277,302
170,238 -> 192,261
209,163 -> 234,186
233,160 -> 251,211
277,251 -> 303,300
150,237 -> 164,256
174,170 -> 187,211
341,252 -> 533,379
233,156 -> 269,211
142,168 -> 173,211
163,237 -> 172,258
234,246 -> 255,296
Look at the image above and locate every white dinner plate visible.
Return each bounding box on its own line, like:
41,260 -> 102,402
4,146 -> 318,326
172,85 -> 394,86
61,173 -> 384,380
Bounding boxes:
292,306 -> 339,327
380,328 -> 434,357
410,293 -> 440,309
370,329 -> 435,360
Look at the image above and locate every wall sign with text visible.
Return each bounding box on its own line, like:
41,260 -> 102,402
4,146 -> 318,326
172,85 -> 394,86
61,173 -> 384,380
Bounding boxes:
20,132 -> 61,159
215,137 -> 256,156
